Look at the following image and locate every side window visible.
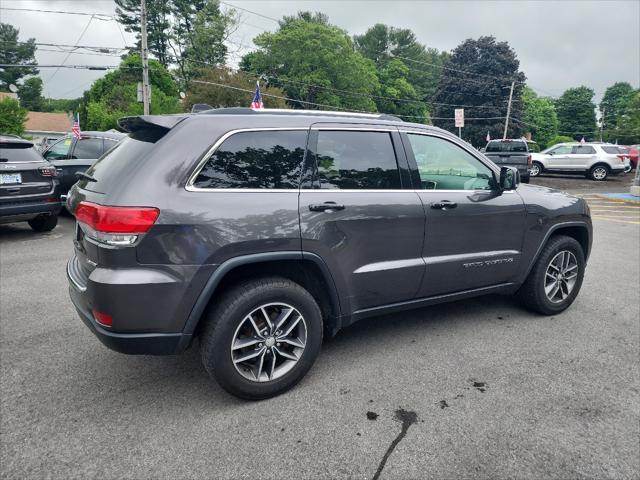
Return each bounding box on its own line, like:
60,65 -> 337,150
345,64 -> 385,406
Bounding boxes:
407,134 -> 494,191
572,145 -> 596,154
193,130 -> 307,189
548,145 -> 573,155
315,130 -> 400,189
71,137 -> 104,159
43,137 -> 73,160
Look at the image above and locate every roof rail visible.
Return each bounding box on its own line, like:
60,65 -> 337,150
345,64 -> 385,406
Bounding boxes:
198,107 -> 402,122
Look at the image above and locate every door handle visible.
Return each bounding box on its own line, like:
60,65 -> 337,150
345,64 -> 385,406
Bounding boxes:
430,200 -> 457,210
308,202 -> 345,212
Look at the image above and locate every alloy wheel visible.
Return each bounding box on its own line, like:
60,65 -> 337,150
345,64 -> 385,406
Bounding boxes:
529,163 -> 540,177
592,167 -> 607,180
544,250 -> 579,304
231,303 -> 307,382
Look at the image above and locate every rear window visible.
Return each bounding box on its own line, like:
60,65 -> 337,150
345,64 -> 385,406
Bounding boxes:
0,143 -> 42,163
80,129 -> 161,192
485,141 -> 527,153
602,146 -> 622,154
193,130 -> 307,189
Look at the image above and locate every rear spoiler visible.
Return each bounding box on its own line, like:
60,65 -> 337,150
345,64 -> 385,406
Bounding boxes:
117,114 -> 188,133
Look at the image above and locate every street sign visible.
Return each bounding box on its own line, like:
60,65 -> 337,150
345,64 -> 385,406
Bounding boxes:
454,108 -> 464,128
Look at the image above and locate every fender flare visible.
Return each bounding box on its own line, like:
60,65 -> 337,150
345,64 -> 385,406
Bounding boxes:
181,251 -> 342,336
522,220 -> 592,280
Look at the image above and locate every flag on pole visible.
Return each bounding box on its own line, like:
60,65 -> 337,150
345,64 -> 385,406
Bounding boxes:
250,81 -> 264,109
71,113 -> 81,139
580,136 -> 586,144
486,131 -> 491,142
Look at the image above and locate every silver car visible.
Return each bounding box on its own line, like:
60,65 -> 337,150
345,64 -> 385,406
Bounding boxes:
529,143 -> 629,181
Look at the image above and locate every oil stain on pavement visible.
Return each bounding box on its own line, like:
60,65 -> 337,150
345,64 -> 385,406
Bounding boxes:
372,409 -> 418,480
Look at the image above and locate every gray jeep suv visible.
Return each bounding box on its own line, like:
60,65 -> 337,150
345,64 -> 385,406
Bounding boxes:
66,108 -> 592,399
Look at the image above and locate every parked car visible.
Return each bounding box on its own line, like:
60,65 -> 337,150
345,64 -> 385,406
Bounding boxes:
0,136 -> 61,231
483,139 -> 531,183
529,142 -> 628,180
66,108 -> 592,399
618,145 -> 638,170
41,131 -> 126,195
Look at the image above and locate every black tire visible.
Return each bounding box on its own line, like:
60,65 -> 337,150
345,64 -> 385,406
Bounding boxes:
517,235 -> 585,315
529,161 -> 543,177
27,214 -> 58,232
200,276 -> 323,400
589,164 -> 609,181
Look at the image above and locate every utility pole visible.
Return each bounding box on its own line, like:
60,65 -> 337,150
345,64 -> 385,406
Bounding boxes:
140,0 -> 150,115
503,81 -> 515,140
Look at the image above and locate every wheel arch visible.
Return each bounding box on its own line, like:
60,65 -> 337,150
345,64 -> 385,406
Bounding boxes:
522,221 -> 592,281
182,252 -> 343,338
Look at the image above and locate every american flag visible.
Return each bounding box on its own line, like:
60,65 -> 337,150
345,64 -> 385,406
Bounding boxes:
486,131 -> 491,142
71,113 -> 81,139
250,81 -> 264,109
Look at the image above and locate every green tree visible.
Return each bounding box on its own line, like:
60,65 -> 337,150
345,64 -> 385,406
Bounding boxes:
79,54 -> 181,130
432,36 -> 526,146
0,23 -> 38,91
521,87 -> 558,148
353,24 -> 447,111
545,135 -> 575,148
0,97 -> 28,135
555,86 -> 597,141
600,82 -> 634,137
17,76 -> 43,111
375,59 -> 428,122
185,67 -> 288,110
41,97 -> 82,113
240,12 -> 379,112
115,0 -> 235,86
611,89 -> 640,145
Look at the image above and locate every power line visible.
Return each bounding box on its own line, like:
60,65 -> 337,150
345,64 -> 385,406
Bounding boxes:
47,15 -> 96,85
0,6 -> 114,19
220,2 -> 280,23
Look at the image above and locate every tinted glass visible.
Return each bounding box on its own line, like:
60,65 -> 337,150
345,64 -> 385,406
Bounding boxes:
602,146 -> 622,154
408,134 -> 494,190
0,144 -> 42,162
485,141 -> 527,153
72,137 -> 104,159
316,131 -> 400,189
81,129 -> 162,193
44,137 -> 72,160
194,130 -> 306,189
573,145 -> 596,154
103,138 -> 119,153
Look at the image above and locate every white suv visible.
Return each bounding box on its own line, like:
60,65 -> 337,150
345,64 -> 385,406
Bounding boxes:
529,143 -> 629,181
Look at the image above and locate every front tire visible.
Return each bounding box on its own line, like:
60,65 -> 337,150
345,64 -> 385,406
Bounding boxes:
28,214 -> 58,232
589,164 -> 609,181
200,277 -> 323,400
517,235 -> 585,315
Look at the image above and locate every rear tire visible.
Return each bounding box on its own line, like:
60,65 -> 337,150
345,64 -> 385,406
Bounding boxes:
200,276 -> 323,400
589,164 -> 609,181
529,161 -> 543,177
517,235 -> 585,315
28,214 -> 58,232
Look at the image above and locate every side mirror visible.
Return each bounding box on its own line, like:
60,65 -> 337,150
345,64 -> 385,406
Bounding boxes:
499,166 -> 519,191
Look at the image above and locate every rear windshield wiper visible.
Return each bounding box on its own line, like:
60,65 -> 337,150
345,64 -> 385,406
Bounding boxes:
75,172 -> 97,182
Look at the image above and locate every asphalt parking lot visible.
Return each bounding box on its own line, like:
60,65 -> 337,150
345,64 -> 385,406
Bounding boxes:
1,177 -> 639,479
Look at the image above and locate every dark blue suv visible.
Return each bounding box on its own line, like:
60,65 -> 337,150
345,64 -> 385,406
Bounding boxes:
66,108 -> 592,399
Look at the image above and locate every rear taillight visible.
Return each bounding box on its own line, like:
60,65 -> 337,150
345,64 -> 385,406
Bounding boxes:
39,166 -> 57,177
527,154 -> 532,168
75,201 -> 159,247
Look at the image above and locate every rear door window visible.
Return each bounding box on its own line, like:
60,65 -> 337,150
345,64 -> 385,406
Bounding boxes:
572,145 -> 596,154
193,130 -> 307,189
71,137 -> 104,159
315,130 -> 401,189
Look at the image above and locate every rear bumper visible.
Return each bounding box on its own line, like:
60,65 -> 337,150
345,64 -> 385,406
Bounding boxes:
0,199 -> 61,223
67,256 -> 193,355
